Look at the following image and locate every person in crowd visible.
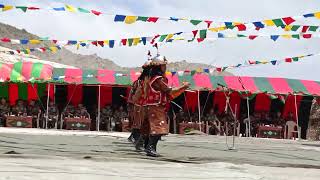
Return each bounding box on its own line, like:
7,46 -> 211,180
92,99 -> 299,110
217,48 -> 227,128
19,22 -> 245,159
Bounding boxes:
260,111 -> 272,125
63,104 -> 76,118
27,100 -> 41,128
206,108 -> 221,135
100,105 -> 113,131
273,111 -> 285,127
113,106 -> 128,131
74,104 -> 90,118
12,99 -> 27,116
285,112 -> 295,122
47,101 -> 59,129
175,109 -> 187,123
0,98 -> 10,126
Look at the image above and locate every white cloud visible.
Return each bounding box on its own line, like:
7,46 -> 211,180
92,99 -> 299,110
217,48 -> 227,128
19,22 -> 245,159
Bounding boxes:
0,0 -> 320,80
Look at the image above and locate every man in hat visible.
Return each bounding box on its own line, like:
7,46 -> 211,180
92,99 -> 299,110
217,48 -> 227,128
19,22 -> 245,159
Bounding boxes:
130,63 -> 152,151
143,54 -> 190,157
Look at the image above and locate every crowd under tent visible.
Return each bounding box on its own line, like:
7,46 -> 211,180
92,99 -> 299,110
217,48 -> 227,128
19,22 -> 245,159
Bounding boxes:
0,62 -> 319,138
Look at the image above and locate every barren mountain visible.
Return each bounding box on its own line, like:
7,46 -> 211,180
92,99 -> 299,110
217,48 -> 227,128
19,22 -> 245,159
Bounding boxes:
0,22 -> 232,75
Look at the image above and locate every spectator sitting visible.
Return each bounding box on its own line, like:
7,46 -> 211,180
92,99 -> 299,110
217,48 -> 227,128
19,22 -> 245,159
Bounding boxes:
12,99 -> 27,116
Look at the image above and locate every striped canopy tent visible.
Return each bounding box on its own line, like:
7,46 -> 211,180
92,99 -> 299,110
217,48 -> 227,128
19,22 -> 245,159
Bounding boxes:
0,62 -> 54,105
52,68 -> 320,96
0,62 -> 52,82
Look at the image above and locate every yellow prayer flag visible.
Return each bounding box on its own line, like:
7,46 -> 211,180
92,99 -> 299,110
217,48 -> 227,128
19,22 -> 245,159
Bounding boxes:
209,26 -> 226,32
284,25 -> 292,31
233,22 -> 242,25
133,38 -> 140,45
65,4 -> 76,12
2,5 -> 13,11
261,61 -> 269,64
104,40 -> 109,45
124,16 -> 138,24
196,68 -> 202,73
29,40 -> 41,44
49,46 -> 58,53
263,20 -> 275,26
166,34 -> 174,40
281,34 -> 292,39
315,12 -> 320,19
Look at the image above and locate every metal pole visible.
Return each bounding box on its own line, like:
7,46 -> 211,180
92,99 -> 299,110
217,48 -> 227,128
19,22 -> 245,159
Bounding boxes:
198,90 -> 202,132
45,83 -> 50,129
246,95 -> 251,137
294,94 -> 301,139
97,85 -> 101,131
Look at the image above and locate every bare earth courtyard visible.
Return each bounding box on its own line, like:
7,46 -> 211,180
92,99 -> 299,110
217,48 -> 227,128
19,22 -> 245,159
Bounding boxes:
0,128 -> 319,180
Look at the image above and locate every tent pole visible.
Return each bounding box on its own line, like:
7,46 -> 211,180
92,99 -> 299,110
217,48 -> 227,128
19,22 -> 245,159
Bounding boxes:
294,94 -> 300,140
246,95 -> 251,137
97,85 -> 101,131
198,90 -> 202,132
45,83 -> 50,129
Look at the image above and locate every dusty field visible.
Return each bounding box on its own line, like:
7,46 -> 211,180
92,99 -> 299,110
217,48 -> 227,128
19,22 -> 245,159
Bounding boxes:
0,128 -> 320,180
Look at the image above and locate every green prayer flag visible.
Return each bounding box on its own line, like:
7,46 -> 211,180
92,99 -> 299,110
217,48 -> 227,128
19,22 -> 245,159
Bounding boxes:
18,83 -> 28,100
159,35 -> 167,42
292,57 -> 299,62
308,26 -> 318,32
199,30 -> 207,39
191,70 -> 196,76
190,20 -> 202,26
137,16 -> 148,22
0,83 -> 8,99
128,38 -> 133,46
291,25 -> 300,31
78,8 -> 90,13
16,6 -> 28,12
226,25 -> 235,29
272,19 -> 285,27
292,34 -> 300,39
237,34 -> 247,37
222,67 -> 228,71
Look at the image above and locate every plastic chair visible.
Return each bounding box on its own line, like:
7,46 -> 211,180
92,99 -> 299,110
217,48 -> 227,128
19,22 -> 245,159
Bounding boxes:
284,121 -> 298,139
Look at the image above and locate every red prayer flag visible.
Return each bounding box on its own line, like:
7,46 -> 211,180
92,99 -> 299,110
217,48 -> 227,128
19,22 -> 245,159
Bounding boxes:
98,41 -> 104,47
285,58 -> 292,62
303,34 -> 312,38
147,17 -> 159,23
40,48 -> 46,52
302,26 -> 309,33
121,39 -> 127,45
28,7 -> 40,10
216,68 -> 222,72
52,40 -> 57,44
204,20 -> 213,28
91,10 -> 102,16
150,34 -> 160,44
1,38 -> 11,43
249,35 -> 257,40
197,38 -> 205,42
282,17 -> 295,25
236,24 -> 246,31
91,41 -> 98,46
192,30 -> 198,38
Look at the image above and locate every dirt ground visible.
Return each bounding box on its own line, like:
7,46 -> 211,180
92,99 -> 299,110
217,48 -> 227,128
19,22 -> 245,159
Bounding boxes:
0,128 -> 320,180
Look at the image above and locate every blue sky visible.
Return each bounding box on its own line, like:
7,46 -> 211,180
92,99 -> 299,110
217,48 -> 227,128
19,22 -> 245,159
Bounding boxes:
0,0 -> 320,80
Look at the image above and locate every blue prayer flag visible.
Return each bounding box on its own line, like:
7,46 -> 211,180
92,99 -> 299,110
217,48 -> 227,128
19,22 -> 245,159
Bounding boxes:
109,40 -> 115,48
53,7 -> 66,11
253,22 -> 265,28
114,15 -> 126,22
270,35 -> 280,41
